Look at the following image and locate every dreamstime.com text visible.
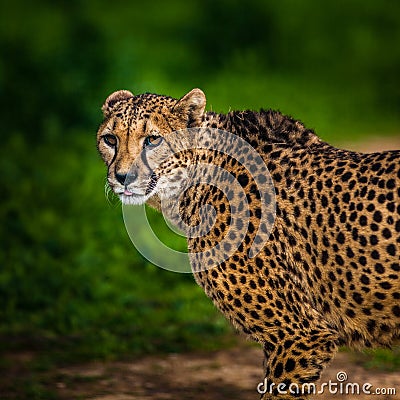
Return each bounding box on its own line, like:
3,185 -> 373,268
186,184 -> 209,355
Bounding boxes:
257,371 -> 397,396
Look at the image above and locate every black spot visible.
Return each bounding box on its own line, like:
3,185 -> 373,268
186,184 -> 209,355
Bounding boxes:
386,179 -> 395,189
387,244 -> 396,256
284,340 -> 294,349
285,358 -> 296,373
264,308 -> 274,318
334,184 -> 342,193
391,263 -> 399,272
250,310 -> 260,319
352,292 -> 363,304
377,194 -> 386,203
237,173 -> 249,187
359,256 -> 367,266
274,362 -> 284,378
255,258 -> 263,269
373,211 -> 382,223
371,162 -> 382,171
243,293 -> 252,303
360,275 -> 370,285
248,222 -> 255,234
359,215 -> 368,226
375,263 -> 385,274
346,247 -> 354,258
346,309 -> 355,318
229,274 -> 237,284
367,190 -> 376,200
371,250 -> 380,260
321,251 -> 329,266
342,192 -> 350,203
367,319 -> 376,332
374,292 -> 386,300
299,358 -> 308,368
391,200 -> 399,211
336,232 -> 345,244
369,235 -> 378,245
335,255 -> 344,266
382,228 -> 392,239
288,235 -> 297,246
370,223 -> 379,232
392,305 -> 400,317
341,171 -> 352,181
379,281 -> 392,290
257,295 -> 266,303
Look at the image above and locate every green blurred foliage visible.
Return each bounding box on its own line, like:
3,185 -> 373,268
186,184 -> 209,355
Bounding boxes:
0,0 -> 399,366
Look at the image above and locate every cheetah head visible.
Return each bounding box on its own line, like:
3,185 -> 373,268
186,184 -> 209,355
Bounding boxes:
97,88 -> 206,207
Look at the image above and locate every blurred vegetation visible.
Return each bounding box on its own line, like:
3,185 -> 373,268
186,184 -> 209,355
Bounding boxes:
0,0 -> 399,384
361,347 -> 400,372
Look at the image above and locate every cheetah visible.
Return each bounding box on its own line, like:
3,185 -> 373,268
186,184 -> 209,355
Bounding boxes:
97,88 -> 400,399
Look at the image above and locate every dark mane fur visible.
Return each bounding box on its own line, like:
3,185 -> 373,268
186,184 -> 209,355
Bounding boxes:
206,109 -> 320,147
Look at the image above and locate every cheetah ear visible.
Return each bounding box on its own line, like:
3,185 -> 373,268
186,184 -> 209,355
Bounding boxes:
102,90 -> 134,117
172,88 -> 206,127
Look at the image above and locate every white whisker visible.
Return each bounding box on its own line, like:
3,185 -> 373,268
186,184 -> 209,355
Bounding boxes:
104,179 -> 119,207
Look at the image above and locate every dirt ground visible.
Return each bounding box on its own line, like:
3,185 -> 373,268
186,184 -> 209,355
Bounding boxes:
49,339 -> 399,400
5,136 -> 400,400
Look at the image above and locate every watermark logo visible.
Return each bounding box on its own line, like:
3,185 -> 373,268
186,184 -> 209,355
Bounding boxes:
122,128 -> 276,272
257,371 -> 397,396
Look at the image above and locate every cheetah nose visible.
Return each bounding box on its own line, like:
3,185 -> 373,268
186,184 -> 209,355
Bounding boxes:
116,171 -> 138,186
115,172 -> 128,185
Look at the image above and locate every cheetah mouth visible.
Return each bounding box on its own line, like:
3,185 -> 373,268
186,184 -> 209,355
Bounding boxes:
119,192 -> 147,205
113,184 -> 147,205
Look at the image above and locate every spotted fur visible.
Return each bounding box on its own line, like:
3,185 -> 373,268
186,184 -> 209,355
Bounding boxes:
97,88 -> 400,399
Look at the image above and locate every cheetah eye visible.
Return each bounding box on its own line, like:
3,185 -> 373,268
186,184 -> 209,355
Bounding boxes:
103,134 -> 117,147
144,135 -> 163,148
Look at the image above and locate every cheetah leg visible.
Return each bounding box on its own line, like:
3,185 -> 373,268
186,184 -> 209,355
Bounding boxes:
259,328 -> 339,400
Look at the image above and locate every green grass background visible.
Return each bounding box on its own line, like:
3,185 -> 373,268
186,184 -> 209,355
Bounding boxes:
1,0 -> 399,380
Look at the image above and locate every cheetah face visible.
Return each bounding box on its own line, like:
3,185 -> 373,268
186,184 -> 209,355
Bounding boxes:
97,89 -> 206,206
